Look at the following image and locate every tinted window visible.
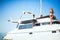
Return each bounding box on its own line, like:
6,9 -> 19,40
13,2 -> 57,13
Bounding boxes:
21,19 -> 37,24
42,22 -> 50,25
19,23 -> 33,29
34,23 -> 40,26
41,21 -> 60,25
21,20 -> 32,24
52,21 -> 60,24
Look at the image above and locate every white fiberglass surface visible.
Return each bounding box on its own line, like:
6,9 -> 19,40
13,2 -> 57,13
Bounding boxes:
5,31 -> 60,40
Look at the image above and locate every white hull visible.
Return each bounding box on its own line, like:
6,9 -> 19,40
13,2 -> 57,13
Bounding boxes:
8,31 -> 60,40
4,25 -> 60,40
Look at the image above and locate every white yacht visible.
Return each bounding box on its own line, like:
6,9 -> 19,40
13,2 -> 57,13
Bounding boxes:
3,10 -> 60,40
3,0 -> 60,40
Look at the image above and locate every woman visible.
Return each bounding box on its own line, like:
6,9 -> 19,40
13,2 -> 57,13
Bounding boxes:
50,8 -> 54,25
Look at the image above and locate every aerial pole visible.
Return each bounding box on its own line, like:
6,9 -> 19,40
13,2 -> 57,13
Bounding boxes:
40,0 -> 43,17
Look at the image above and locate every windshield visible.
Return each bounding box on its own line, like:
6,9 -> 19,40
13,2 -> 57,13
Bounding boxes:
19,23 -> 33,29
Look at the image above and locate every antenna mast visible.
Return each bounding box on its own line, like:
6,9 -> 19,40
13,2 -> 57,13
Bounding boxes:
40,0 -> 42,15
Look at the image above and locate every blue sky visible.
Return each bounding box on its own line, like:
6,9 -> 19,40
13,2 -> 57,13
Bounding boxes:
0,0 -> 60,33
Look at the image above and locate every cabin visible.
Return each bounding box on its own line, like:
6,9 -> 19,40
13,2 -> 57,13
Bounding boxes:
18,15 -> 60,30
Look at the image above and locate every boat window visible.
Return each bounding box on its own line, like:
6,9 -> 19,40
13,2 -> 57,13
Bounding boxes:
19,23 -> 33,29
52,21 -> 60,24
42,22 -> 50,25
41,21 -> 60,25
21,19 -> 37,24
34,23 -> 40,26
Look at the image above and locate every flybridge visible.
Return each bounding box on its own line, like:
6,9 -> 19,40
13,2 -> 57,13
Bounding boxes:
8,9 -> 60,29
37,15 -> 56,19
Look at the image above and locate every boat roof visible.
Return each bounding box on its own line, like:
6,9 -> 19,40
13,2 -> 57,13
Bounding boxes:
37,15 -> 56,20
